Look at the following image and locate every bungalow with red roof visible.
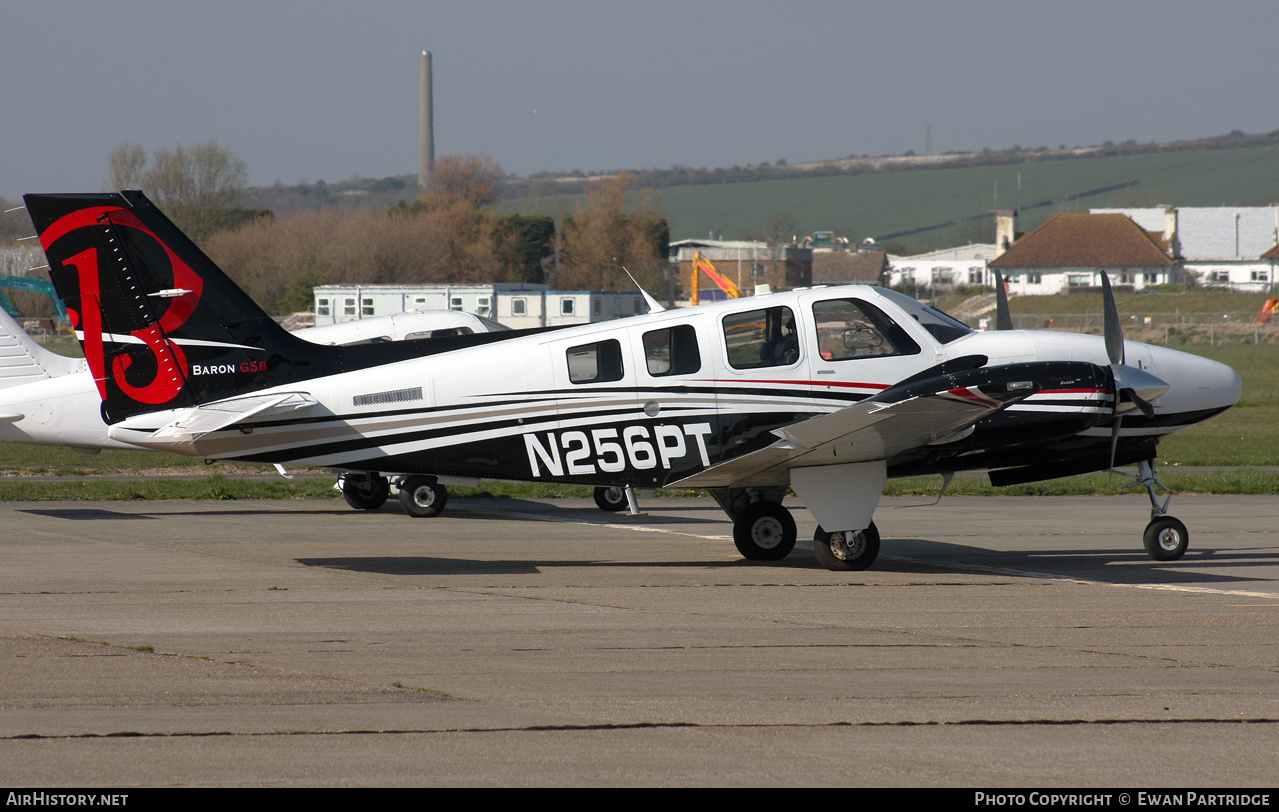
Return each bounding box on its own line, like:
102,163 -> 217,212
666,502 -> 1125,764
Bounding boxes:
988,212 -> 1177,295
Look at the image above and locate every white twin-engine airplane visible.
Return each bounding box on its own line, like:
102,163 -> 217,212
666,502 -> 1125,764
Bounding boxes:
21,190 -> 1241,570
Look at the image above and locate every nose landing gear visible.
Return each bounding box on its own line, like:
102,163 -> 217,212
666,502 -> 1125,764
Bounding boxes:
1116,459 -> 1189,561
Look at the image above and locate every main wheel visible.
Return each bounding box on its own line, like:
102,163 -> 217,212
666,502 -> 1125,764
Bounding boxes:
340,474 -> 390,510
732,501 -> 797,561
1143,516 -> 1188,561
398,476 -> 448,518
594,486 -> 628,512
813,522 -> 880,571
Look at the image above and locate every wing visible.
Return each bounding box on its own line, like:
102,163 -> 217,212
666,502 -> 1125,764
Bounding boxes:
672,364 -> 1052,489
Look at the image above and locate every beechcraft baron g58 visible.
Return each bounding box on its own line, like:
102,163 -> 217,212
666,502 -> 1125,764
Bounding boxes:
19,191 -> 1241,570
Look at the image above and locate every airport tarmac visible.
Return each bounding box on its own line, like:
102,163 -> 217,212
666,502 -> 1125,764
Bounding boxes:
1,493 -> 1277,787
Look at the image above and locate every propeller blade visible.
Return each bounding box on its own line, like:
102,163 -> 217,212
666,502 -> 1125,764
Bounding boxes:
993,269 -> 1013,330
1100,272 -> 1125,367
1121,389 -> 1157,418
1108,412 -> 1122,470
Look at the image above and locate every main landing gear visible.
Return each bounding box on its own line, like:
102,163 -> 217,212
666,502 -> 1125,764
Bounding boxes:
733,501 -> 797,560
337,473 -> 448,518
1118,459 -> 1189,561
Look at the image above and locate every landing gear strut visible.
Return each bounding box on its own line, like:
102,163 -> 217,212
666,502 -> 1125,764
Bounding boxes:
1118,459 -> 1189,561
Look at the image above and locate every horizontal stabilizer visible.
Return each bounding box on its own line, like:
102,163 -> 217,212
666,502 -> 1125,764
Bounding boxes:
108,392 -> 318,453
0,308 -> 84,389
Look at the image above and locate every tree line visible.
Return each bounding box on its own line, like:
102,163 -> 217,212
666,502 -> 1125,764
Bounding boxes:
99,144 -> 671,315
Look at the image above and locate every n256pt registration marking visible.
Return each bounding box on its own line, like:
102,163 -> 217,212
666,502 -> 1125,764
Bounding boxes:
524,422 -> 713,477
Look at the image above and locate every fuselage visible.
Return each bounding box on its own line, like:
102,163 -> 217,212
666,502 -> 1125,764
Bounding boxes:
88,284 -> 1241,488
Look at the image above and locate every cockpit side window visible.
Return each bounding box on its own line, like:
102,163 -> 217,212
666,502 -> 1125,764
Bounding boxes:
722,306 -> 799,370
643,325 -> 701,376
875,288 -> 974,344
811,299 -> 920,360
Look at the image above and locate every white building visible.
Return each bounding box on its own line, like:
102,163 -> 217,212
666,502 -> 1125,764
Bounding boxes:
885,244 -> 999,292
312,283 -> 646,330
1093,206 -> 1279,292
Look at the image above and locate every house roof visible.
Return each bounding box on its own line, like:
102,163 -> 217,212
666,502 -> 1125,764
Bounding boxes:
1261,243 -> 1279,260
812,251 -> 887,284
989,213 -> 1172,268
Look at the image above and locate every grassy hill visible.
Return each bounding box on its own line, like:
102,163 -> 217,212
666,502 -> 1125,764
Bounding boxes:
509,145 -> 1279,251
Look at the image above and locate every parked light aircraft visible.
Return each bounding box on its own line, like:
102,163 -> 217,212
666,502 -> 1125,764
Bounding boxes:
21,190 -> 1242,570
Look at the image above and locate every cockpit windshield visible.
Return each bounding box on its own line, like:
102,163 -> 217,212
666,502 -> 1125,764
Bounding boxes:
875,288 -> 974,344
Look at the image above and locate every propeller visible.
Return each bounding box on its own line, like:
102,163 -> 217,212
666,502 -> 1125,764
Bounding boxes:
1099,272 -> 1170,467
992,269 -> 1013,330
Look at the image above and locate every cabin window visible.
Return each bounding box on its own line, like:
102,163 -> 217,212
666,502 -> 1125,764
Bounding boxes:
1252,270 -> 1269,282
477,297 -> 491,316
643,325 -> 701,376
567,339 -> 624,384
561,298 -> 575,316
449,296 -> 463,311
512,298 -> 527,316
722,306 -> 799,370
317,298 -> 330,317
343,298 -> 356,317
361,297 -> 375,317
811,299 -> 918,361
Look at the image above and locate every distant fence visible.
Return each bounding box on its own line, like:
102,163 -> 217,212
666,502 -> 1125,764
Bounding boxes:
993,312 -> 1279,345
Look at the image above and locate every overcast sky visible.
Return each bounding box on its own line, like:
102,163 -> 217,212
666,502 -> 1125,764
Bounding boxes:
3,0 -> 1277,202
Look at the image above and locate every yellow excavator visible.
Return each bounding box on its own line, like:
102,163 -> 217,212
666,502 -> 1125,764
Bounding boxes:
690,252 -> 744,305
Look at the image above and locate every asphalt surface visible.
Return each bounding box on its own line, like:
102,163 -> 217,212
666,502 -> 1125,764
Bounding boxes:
2,494 -> 1277,787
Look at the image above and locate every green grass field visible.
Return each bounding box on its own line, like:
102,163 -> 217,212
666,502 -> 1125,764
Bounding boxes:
511,145 -> 1279,247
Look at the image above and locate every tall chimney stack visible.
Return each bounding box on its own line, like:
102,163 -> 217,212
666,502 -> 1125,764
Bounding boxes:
418,51 -> 434,187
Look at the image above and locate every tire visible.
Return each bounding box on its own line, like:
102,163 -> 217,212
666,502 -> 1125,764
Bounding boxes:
1143,516 -> 1188,561
732,501 -> 797,561
594,486 -> 628,512
341,474 -> 389,510
398,476 -> 448,518
813,522 -> 880,571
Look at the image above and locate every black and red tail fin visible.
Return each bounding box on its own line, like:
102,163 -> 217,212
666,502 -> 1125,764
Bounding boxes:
25,190 -> 339,423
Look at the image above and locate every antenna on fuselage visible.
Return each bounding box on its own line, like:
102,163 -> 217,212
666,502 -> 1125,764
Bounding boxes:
622,266 -> 666,313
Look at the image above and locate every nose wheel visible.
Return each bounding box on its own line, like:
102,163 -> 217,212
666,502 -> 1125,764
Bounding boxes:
1143,516 -> 1189,561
